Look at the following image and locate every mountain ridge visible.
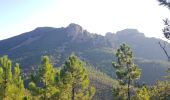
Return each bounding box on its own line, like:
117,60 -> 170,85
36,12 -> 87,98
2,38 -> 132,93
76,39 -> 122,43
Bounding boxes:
0,23 -> 169,84
1,23 -> 159,42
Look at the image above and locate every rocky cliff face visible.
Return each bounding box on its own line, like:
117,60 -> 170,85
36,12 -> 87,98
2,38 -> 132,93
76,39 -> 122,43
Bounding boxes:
66,23 -> 83,37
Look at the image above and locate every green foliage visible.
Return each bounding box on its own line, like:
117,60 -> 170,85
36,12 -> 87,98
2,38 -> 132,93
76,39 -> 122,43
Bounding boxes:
0,56 -> 25,100
28,56 -> 59,100
149,81 -> 170,100
112,86 -> 128,100
59,54 -> 95,100
112,44 -> 141,82
133,86 -> 150,100
112,43 -> 141,100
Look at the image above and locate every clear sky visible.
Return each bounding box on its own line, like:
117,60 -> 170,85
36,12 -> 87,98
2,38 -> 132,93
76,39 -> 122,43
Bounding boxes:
1,0 -> 170,40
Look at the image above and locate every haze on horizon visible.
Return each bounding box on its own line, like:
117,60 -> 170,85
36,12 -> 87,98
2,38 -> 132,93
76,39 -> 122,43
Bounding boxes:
1,0 -> 170,40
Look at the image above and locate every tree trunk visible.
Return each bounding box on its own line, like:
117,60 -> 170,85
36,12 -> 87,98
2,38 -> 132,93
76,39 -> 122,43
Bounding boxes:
44,80 -> 47,100
72,83 -> 75,100
164,84 -> 167,100
4,68 -> 7,99
127,76 -> 131,100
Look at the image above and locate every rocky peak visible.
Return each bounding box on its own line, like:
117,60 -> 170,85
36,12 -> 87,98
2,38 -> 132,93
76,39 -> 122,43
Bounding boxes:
116,29 -> 145,37
105,32 -> 115,38
66,23 -> 83,37
105,32 -> 116,48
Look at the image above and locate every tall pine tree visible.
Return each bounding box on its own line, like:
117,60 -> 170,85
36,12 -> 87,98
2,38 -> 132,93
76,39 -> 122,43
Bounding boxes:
112,44 -> 141,100
0,56 -> 25,100
28,56 -> 59,100
60,54 -> 95,100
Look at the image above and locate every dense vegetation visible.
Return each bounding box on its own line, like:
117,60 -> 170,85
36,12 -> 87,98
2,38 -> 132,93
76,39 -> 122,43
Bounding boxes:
1,43 -> 170,100
0,55 -> 96,100
111,44 -> 170,100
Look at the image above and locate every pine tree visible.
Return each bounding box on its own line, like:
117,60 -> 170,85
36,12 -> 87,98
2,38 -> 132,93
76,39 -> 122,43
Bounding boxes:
59,54 -> 95,100
133,86 -> 150,100
112,85 -> 128,100
12,63 -> 25,99
112,43 -> 141,100
0,56 -> 12,99
0,56 -> 25,100
28,56 -> 59,100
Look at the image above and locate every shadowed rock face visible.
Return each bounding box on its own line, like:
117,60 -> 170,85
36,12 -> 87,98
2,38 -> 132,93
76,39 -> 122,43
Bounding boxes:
105,32 -> 117,48
66,23 -> 83,36
66,23 -> 95,42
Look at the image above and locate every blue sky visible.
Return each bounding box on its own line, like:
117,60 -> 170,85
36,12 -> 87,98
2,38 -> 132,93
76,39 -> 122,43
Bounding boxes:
1,0 -> 170,40
0,0 -> 60,40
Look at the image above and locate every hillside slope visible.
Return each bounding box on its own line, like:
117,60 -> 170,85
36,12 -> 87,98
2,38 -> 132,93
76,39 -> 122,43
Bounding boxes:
0,23 -> 169,84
